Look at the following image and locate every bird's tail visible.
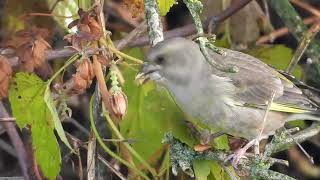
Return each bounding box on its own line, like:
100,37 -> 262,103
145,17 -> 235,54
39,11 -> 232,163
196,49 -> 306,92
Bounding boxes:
285,113 -> 320,122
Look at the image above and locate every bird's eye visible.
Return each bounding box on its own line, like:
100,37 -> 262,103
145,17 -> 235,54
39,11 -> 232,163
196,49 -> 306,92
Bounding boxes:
155,56 -> 165,65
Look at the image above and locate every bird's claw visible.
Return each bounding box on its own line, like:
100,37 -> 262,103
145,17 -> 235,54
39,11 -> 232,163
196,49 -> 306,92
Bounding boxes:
225,148 -> 248,168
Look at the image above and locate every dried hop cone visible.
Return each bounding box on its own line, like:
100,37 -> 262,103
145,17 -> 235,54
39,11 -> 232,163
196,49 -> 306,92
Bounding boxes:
109,91 -> 128,120
68,58 -> 95,95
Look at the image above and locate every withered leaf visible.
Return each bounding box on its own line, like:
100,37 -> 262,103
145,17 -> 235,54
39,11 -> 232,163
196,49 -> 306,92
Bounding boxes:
66,8 -> 102,47
123,0 -> 144,18
15,28 -> 52,79
0,56 -> 13,99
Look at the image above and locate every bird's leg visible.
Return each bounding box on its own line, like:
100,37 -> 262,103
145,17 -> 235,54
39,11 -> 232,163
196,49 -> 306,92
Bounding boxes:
225,139 -> 258,167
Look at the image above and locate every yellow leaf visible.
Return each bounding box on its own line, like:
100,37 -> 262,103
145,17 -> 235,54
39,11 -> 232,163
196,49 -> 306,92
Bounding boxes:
157,0 -> 176,16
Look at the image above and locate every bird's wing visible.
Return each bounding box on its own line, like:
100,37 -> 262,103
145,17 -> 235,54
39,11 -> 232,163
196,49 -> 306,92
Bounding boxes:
208,48 -> 319,112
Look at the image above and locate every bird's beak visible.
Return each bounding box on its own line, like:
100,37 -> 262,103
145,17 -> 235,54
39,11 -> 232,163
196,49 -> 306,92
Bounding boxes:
135,63 -> 159,85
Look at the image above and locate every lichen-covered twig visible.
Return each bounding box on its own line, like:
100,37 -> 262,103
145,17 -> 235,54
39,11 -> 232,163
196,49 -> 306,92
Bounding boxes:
163,132 -> 296,180
183,0 -> 238,73
265,123 -> 320,155
143,0 -> 164,46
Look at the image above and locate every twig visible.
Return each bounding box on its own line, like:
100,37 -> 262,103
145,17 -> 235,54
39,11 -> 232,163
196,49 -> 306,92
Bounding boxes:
208,0 -> 253,33
286,21 -> 320,74
88,96 -> 150,180
44,0 -> 255,60
67,133 -> 127,180
266,123 -> 320,155
0,138 -> 17,157
269,0 -> 320,62
116,21 -> 148,50
19,12 -> 77,19
0,102 -> 29,180
0,117 -> 16,122
290,0 -> 320,17
288,146 -> 320,178
256,16 -> 320,44
93,56 -> 111,111
102,109 -> 158,177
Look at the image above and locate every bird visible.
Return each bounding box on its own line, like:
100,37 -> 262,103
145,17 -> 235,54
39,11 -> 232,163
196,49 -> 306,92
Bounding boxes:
136,37 -> 320,164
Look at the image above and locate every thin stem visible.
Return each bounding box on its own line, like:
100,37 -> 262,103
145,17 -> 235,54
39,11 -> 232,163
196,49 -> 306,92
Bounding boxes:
102,109 -> 158,177
100,39 -> 143,64
286,22 -> 320,74
89,96 -> 150,180
47,53 -> 80,84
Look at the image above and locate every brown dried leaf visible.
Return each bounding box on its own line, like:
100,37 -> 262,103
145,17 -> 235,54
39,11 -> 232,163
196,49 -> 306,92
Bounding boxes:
0,56 -> 13,99
87,17 -> 102,40
123,0 -> 144,18
15,27 -> 52,79
32,38 -> 51,67
15,27 -> 50,47
15,28 -> 52,79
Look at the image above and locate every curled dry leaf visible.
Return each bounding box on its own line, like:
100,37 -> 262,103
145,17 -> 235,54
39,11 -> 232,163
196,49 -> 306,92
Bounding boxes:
109,91 -> 128,120
66,8 -> 102,50
123,0 -> 144,18
14,27 -> 53,79
0,56 -> 13,99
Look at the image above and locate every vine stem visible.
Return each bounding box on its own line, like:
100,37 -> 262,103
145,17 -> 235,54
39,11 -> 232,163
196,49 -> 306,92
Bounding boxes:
99,39 -> 144,64
102,109 -> 158,178
47,53 -> 80,84
89,96 -> 150,180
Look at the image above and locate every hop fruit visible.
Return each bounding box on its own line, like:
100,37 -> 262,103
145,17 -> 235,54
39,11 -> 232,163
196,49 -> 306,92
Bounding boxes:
109,91 -> 128,120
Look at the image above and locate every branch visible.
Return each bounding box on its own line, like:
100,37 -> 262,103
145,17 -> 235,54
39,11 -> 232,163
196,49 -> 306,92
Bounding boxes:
143,0 -> 164,46
45,0 -> 254,61
0,101 -> 29,180
269,0 -> 320,62
286,21 -> 320,74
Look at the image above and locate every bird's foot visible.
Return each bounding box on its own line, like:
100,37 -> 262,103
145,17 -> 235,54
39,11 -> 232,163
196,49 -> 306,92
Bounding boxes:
225,139 -> 258,167
225,148 -> 249,167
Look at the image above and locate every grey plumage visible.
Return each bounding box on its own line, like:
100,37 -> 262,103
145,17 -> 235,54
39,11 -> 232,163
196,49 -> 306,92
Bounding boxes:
138,37 -> 320,140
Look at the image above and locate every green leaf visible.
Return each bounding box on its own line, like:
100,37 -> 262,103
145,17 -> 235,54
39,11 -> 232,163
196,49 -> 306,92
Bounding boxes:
193,160 -> 213,180
120,48 -> 197,163
46,0 -> 82,32
157,0 -> 176,16
44,86 -> 73,150
32,124 -> 61,180
9,73 -> 61,180
9,73 -> 49,128
194,160 -> 228,180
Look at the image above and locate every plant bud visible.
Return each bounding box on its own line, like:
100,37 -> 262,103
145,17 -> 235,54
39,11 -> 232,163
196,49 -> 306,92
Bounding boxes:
109,91 -> 128,120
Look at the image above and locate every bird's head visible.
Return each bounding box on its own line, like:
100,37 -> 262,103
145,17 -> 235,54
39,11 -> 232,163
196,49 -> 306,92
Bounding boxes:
136,37 -> 205,87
